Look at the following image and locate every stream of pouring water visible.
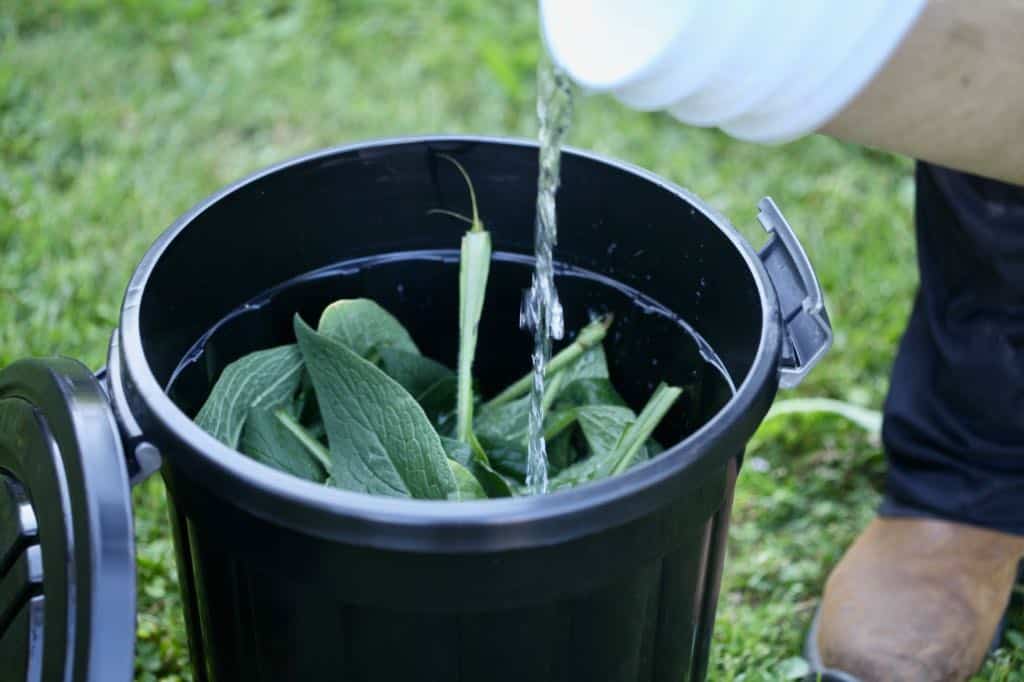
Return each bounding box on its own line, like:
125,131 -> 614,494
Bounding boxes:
521,59 -> 574,494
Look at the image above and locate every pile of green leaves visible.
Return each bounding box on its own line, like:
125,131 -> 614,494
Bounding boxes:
194,158 -> 682,500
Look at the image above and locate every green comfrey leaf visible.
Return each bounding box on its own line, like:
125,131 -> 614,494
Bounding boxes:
195,345 -> 304,449
295,316 -> 456,500
484,315 -> 612,408
440,436 -> 514,498
239,407 -> 328,482
620,437 -> 660,465
547,427 -> 577,473
606,384 -> 681,476
574,403 -> 657,470
377,347 -> 454,395
441,436 -> 474,468
476,407 -> 578,482
475,394 -> 530,445
577,405 -> 637,458
548,448 -> 617,492
482,438 -> 527,482
377,347 -> 458,422
447,459 -> 488,500
317,298 -> 418,360
290,373 -> 310,418
475,394 -> 576,444
418,377 -> 459,426
432,405 -> 459,439
555,345 -> 609,385
291,370 -> 327,428
550,383 -> 681,491
555,377 -> 628,410
514,345 -> 607,408
475,364 -> 579,482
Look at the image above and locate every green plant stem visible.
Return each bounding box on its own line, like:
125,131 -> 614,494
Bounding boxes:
609,383 -> 681,476
484,314 -> 613,409
426,208 -> 473,225
435,154 -> 492,445
543,409 -> 578,441
274,409 -> 332,472
540,369 -> 565,413
456,230 -> 490,443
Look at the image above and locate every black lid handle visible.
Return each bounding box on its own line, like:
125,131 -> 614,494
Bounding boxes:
757,197 -> 833,388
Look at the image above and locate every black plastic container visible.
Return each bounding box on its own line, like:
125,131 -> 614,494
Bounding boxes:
0,136 -> 831,681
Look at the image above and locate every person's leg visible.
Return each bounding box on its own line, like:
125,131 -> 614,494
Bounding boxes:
813,162 -> 1024,680
882,161 -> 1024,531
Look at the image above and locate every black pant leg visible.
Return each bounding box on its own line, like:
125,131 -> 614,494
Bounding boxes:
881,162 -> 1024,535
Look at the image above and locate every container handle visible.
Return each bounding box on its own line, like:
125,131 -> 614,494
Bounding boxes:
95,332 -> 162,486
756,197 -> 833,388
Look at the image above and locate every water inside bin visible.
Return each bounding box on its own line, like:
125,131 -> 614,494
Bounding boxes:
165,250 -> 735,462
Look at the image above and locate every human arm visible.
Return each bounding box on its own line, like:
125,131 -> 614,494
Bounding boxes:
821,0 -> 1024,186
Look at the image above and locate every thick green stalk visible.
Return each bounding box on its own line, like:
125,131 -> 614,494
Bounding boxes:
457,231 -> 490,442
437,154 -> 492,445
543,408 -> 578,441
484,314 -> 612,409
540,370 -> 565,414
609,383 -> 682,476
546,382 -> 682,491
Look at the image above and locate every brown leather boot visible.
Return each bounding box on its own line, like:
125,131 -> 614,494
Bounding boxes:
810,517 -> 1024,681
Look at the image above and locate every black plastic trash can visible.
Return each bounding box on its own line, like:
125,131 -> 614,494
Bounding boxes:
0,136 -> 831,681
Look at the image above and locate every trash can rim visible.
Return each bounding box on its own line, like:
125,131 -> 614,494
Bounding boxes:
114,134 -> 783,551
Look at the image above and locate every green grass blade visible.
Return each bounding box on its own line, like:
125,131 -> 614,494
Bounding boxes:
764,398 -> 882,436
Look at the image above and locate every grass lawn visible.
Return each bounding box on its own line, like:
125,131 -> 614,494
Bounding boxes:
2,2 -> 1021,680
